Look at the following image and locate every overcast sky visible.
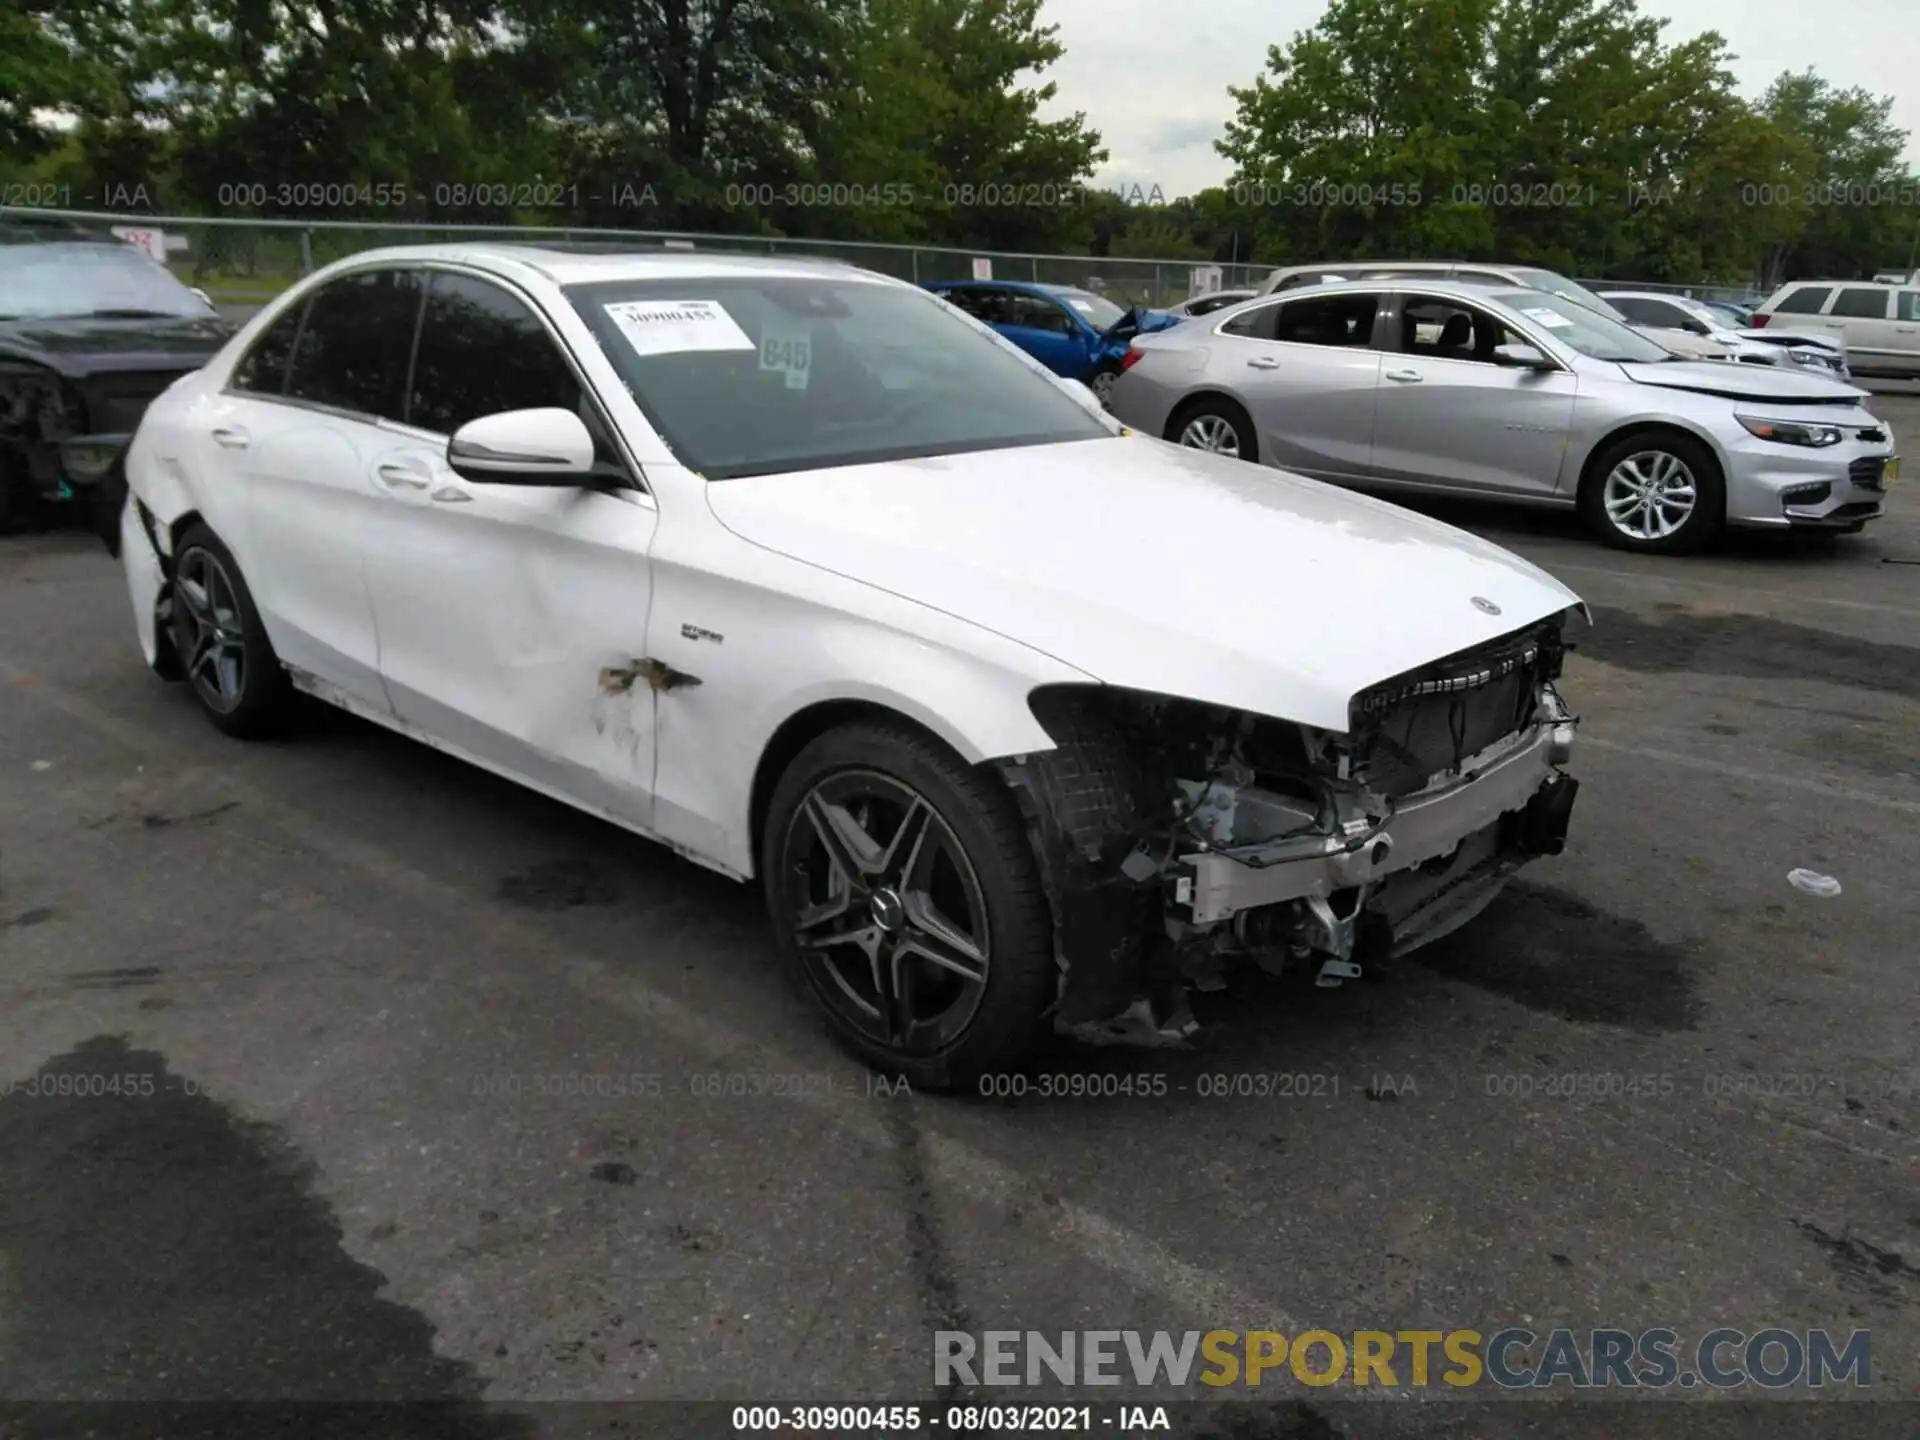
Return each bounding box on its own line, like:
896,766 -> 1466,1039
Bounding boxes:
1037,0 -> 1920,197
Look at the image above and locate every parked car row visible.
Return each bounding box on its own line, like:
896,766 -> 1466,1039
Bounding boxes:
1750,279 -> 1920,378
1598,289 -> 1850,380
1106,277 -> 1893,554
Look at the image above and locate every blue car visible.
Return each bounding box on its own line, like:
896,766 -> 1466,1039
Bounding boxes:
924,280 -> 1182,405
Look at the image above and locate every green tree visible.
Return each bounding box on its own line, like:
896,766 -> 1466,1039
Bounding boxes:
1109,216 -> 1205,259
800,0 -> 1106,249
1759,72 -> 1915,284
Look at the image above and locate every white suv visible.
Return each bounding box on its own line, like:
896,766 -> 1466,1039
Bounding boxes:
1753,280 -> 1920,378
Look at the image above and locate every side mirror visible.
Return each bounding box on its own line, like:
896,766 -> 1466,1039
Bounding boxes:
1492,343 -> 1555,371
448,407 -> 596,485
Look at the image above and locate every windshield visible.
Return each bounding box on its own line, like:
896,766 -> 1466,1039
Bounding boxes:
1046,288 -> 1127,328
566,276 -> 1111,479
1509,267 -> 1631,324
1675,296 -> 1734,331
1490,289 -> 1674,363
0,242 -> 213,320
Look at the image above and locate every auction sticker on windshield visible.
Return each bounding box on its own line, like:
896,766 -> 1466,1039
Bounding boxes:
759,319 -> 812,390
1521,307 -> 1574,328
604,299 -> 754,355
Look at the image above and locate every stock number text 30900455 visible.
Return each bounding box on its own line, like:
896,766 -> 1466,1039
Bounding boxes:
730,1405 -> 1122,1433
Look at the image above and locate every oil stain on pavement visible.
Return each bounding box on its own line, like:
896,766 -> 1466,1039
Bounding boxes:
1579,607 -> 1920,701
1415,882 -> 1702,1031
0,1034 -> 534,1438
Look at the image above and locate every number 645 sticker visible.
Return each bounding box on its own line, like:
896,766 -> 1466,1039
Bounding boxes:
759,323 -> 811,390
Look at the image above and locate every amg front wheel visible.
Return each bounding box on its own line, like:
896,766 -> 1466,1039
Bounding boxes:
760,720 -> 1057,1089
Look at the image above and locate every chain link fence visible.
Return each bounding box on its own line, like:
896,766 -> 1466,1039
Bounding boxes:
1,208 -> 1272,309
7,206 -> 1763,309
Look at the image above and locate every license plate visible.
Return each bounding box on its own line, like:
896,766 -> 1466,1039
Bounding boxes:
1885,457 -> 1899,485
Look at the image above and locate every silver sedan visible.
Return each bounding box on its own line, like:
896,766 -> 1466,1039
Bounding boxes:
1109,280 -> 1895,553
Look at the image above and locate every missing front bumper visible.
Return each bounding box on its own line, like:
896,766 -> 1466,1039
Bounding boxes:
1179,718 -> 1574,927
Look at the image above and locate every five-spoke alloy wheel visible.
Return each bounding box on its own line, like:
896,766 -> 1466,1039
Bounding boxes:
174,544 -> 250,716
762,721 -> 1055,1088
168,523 -> 292,736
780,770 -> 992,1054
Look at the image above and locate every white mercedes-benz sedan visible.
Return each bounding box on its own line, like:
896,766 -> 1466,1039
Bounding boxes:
119,244 -> 1586,1086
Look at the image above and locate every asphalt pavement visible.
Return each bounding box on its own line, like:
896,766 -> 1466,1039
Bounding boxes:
2,400 -> 1918,1440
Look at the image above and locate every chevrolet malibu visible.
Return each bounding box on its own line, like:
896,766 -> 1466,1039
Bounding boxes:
119,245 -> 1584,1086
1114,280 -> 1894,553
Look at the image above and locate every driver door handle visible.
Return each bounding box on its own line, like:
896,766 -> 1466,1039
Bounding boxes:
1385,369 -> 1424,382
210,425 -> 250,449
376,461 -> 431,490
1246,356 -> 1282,370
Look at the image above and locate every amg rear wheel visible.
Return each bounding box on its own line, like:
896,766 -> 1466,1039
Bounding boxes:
169,523 -> 293,738
761,720 -> 1056,1089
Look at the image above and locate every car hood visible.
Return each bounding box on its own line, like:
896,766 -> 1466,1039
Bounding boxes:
1736,326 -> 1843,354
1615,359 -> 1869,404
1630,325 -> 1731,359
0,313 -> 232,378
704,437 -> 1585,733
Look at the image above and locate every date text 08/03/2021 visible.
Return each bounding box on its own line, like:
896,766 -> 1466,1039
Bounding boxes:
730,1405 -> 1170,1433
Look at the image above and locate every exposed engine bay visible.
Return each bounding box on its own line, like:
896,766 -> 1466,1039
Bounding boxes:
1001,614 -> 1580,1046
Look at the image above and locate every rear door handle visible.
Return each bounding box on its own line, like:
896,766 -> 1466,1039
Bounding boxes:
1385,369 -> 1424,382
210,425 -> 250,449
1246,356 -> 1282,370
376,461 -> 431,490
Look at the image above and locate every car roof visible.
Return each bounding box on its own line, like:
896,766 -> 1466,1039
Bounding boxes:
1778,278 -> 1904,289
1256,277 -> 1537,304
324,242 -> 894,288
0,222 -> 120,247
929,279 -> 1051,293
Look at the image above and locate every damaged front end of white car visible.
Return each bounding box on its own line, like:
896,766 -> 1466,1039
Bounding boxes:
1000,613 -> 1580,1046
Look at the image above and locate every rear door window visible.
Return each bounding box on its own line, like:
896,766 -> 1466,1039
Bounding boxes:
283,269 -> 422,420
1831,288 -> 1892,319
1272,293 -> 1380,348
1218,303 -> 1278,340
1898,292 -> 1920,322
1772,286 -> 1833,315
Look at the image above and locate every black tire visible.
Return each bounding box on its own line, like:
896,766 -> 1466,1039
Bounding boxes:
761,719 -> 1057,1090
0,450 -> 39,537
169,522 -> 294,738
1579,429 -> 1725,554
1165,396 -> 1258,463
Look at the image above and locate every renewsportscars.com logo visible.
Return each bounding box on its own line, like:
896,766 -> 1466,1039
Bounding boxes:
934,1328 -> 1872,1391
